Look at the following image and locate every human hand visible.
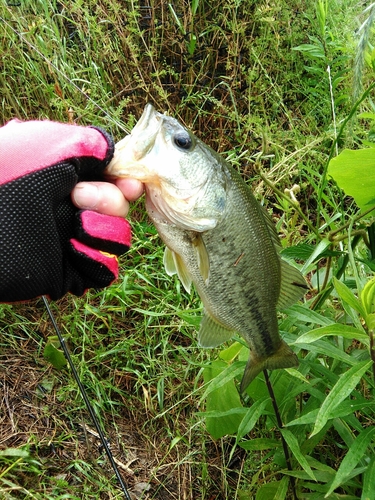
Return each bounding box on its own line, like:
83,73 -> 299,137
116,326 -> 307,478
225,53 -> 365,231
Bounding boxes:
71,178 -> 143,217
0,119 -> 140,302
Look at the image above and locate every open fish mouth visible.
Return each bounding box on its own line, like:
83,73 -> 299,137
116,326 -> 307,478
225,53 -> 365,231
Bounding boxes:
133,103 -> 159,133
106,104 -> 163,176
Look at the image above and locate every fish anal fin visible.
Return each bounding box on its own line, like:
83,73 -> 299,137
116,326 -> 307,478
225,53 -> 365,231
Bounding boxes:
240,340 -> 298,393
163,247 -> 192,293
277,259 -> 308,310
198,310 -> 235,348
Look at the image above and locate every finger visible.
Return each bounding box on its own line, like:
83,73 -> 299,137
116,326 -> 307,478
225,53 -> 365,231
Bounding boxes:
71,181 -> 130,217
114,178 -> 144,201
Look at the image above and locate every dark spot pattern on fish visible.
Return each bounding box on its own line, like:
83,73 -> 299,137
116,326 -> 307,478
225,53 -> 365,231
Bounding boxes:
244,293 -> 277,356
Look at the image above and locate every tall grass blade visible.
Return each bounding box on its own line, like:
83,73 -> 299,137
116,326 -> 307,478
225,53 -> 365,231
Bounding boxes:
236,397 -> 269,441
294,324 -> 369,346
333,277 -> 367,318
200,361 -> 244,400
311,360 -> 373,437
281,429 -> 316,481
325,427 -> 375,497
361,456 -> 375,500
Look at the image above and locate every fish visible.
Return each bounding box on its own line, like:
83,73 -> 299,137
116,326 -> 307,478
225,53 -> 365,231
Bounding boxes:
106,104 -> 307,393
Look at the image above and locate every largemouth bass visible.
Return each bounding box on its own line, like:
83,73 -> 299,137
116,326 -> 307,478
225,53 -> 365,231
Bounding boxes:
106,104 -> 306,393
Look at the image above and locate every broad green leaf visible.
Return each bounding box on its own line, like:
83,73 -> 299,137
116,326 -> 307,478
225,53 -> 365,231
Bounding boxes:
333,278 -> 366,318
306,455 -> 335,473
274,476 -> 289,500
282,469 -> 334,482
236,397 -> 269,440
362,456 -> 375,500
325,427 -> 375,497
200,361 -> 244,400
281,429 -> 316,481
197,408 -> 247,419
202,360 -> 244,438
176,311 -> 201,328
311,360 -> 373,437
238,438 -> 282,451
361,276 -> 375,317
293,43 -> 326,58
328,148 -> 375,215
358,112 -> 375,120
285,409 -> 319,427
219,341 -> 243,362
365,313 -> 375,330
294,324 -> 369,346
43,337 -> 67,370
281,243 -> 315,261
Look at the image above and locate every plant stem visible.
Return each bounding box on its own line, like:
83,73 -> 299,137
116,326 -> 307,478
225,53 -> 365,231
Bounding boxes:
310,234 -> 362,310
370,330 -> 375,383
328,203 -> 375,242
263,369 -> 297,500
258,171 -> 320,238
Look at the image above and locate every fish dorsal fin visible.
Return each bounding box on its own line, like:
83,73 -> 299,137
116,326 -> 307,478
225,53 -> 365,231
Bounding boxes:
277,258 -> 308,309
260,205 -> 282,250
191,233 -> 210,284
198,309 -> 235,348
163,247 -> 192,293
259,206 -> 307,309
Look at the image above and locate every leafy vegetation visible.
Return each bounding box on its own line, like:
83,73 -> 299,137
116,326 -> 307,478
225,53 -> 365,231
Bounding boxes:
1,0 -> 375,498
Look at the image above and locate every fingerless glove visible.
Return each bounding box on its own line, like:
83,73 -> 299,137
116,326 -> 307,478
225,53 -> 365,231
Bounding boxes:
0,120 -> 131,301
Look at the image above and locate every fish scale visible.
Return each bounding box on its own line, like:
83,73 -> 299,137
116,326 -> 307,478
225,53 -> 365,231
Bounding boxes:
106,104 -> 307,392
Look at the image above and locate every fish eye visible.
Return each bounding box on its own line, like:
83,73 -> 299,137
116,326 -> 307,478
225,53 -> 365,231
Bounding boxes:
173,132 -> 193,151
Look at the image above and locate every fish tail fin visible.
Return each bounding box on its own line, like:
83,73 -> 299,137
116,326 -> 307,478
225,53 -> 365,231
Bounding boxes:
240,340 -> 298,394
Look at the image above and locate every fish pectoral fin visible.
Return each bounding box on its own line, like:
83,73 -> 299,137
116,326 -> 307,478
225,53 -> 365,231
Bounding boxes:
163,247 -> 192,293
192,234 -> 210,283
198,310 -> 235,348
163,247 -> 177,276
240,340 -> 298,394
277,258 -> 308,310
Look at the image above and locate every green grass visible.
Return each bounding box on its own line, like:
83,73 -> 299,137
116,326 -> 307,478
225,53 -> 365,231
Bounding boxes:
1,0 -> 375,498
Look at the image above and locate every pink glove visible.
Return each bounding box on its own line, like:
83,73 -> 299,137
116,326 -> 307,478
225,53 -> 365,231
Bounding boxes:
0,120 -> 130,301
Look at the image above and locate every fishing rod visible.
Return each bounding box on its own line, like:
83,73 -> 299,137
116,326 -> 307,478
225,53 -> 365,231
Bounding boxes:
43,297 -> 132,500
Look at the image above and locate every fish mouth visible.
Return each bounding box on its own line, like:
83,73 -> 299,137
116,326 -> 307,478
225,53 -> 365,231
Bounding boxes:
106,104 -> 161,179
133,103 -> 159,134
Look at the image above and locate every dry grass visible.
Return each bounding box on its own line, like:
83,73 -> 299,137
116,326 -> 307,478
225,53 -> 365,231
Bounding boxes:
0,294 -> 250,498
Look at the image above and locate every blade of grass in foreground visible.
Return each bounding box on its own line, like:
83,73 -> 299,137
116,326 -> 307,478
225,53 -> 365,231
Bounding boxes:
361,456 -> 375,500
281,429 -> 316,481
311,360 -> 373,437
325,426 -> 375,497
